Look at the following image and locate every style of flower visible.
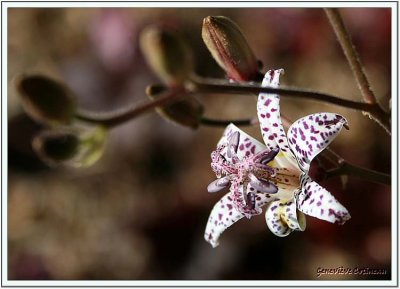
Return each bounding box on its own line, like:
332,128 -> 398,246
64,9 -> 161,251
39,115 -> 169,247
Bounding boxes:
205,69 -> 351,248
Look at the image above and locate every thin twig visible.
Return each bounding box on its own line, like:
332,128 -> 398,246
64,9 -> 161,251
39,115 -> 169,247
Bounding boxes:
191,78 -> 370,110
200,117 -> 258,127
190,77 -> 391,134
324,8 -> 390,135
324,8 -> 377,104
75,89 -> 184,128
324,161 -> 391,186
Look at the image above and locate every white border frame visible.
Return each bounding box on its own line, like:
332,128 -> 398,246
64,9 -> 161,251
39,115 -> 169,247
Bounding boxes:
1,1 -> 398,287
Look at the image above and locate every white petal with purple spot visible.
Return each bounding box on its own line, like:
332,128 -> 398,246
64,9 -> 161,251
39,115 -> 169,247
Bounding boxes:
280,199 -> 307,231
265,201 -> 293,237
295,174 -> 351,225
257,70 -> 299,171
287,113 -> 348,173
218,124 -> 266,162
204,193 -> 245,248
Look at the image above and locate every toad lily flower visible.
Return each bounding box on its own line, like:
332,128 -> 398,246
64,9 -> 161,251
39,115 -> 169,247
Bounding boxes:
205,69 -> 350,248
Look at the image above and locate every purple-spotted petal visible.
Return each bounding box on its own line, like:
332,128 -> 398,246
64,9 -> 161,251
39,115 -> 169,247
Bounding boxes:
257,69 -> 288,151
280,199 -> 307,231
265,199 -> 306,237
257,70 -> 299,171
287,113 -> 348,173
204,193 -> 245,248
265,201 -> 293,237
271,167 -> 300,200
218,124 -> 266,161
295,174 -> 351,225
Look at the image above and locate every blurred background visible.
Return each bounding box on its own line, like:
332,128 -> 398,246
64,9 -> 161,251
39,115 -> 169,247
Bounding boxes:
7,8 -> 391,280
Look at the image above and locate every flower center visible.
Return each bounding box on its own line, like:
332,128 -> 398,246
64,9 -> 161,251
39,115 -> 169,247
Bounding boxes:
210,143 -> 280,216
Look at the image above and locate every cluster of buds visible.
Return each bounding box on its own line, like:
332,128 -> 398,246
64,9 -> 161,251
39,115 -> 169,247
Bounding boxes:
16,15 -> 262,167
15,75 -> 107,167
139,16 -> 263,128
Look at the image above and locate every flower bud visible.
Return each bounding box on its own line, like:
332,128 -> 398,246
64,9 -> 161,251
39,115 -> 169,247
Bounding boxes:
16,75 -> 77,125
145,84 -> 167,96
32,126 -> 107,167
147,88 -> 204,129
32,130 -> 80,166
202,16 -> 259,82
140,26 -> 193,86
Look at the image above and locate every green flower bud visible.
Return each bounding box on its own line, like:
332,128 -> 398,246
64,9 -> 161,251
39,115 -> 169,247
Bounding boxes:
147,88 -> 204,129
202,16 -> 259,82
32,126 -> 107,167
32,130 -> 80,165
140,26 -> 193,86
16,75 -> 77,125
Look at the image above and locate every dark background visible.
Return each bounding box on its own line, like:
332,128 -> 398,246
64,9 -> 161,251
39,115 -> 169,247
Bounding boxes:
7,8 -> 391,280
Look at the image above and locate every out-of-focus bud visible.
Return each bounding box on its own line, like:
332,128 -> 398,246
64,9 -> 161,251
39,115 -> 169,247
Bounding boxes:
16,75 -> 77,125
145,84 -> 167,96
32,126 -> 107,167
147,87 -> 204,129
140,26 -> 193,86
32,130 -> 80,166
202,16 -> 259,82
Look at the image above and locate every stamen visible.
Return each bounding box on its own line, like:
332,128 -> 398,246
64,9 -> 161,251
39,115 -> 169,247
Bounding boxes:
254,163 -> 276,177
249,173 -> 278,194
227,131 -> 240,158
245,192 -> 256,210
207,177 -> 231,193
253,147 -> 279,163
259,147 -> 280,165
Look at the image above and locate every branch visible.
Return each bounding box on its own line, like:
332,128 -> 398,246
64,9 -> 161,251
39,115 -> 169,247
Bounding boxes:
75,89 -> 184,128
324,8 -> 377,104
324,8 -> 390,135
190,77 -> 391,135
324,161 -> 391,186
200,117 -> 258,127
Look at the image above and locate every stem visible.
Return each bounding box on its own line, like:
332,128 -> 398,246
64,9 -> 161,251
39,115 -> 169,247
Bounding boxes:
324,8 -> 390,135
325,161 -> 391,186
324,8 -> 377,104
200,117 -> 258,127
75,89 -> 184,128
191,77 -> 369,110
190,78 -> 391,134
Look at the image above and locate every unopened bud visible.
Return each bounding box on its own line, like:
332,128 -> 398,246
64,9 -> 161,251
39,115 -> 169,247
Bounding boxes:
16,75 -> 77,125
202,16 -> 259,82
140,26 -> 193,86
32,126 -> 107,167
145,84 -> 167,96
32,130 -> 79,166
147,89 -> 203,129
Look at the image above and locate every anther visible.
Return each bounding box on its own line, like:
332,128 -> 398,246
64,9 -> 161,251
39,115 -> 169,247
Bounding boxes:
207,176 -> 230,193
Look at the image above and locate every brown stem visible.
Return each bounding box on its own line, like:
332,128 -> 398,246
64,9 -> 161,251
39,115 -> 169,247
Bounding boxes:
325,161 -> 391,186
190,77 -> 391,134
324,8 -> 377,104
324,8 -> 390,135
191,77 -> 369,110
200,117 -> 258,127
75,89 -> 184,128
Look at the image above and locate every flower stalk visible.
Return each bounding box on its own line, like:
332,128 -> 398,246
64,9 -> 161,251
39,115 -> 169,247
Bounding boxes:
324,8 -> 390,135
75,88 -> 185,128
75,77 -> 390,133
323,161 -> 391,186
